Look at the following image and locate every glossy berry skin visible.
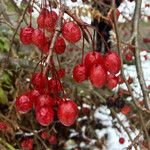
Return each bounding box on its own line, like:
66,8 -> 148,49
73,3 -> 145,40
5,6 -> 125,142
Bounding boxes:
48,135 -> 57,145
16,93 -> 33,114
36,106 -> 54,126
84,51 -> 103,73
45,11 -> 58,32
21,138 -> 33,150
48,79 -> 62,93
0,121 -> 8,131
73,64 -> 87,83
57,68 -> 65,78
121,105 -> 131,115
62,21 -> 81,43
119,137 -> 125,144
37,8 -> 49,28
57,100 -> 78,126
40,131 -> 49,139
89,64 -> 107,88
54,37 -> 66,54
32,29 -> 47,50
107,74 -> 118,89
125,52 -> 133,61
31,72 -> 48,91
34,94 -> 54,110
20,26 -> 33,45
104,51 -> 121,74
115,97 -> 125,109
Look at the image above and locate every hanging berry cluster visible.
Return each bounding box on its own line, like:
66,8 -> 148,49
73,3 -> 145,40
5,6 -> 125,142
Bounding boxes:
17,1 -> 80,127
73,50 -> 121,89
16,0 -> 122,127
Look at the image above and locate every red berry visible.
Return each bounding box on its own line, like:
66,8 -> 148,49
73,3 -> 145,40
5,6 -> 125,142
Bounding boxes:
119,137 -> 125,144
62,21 -> 81,43
54,37 -> 66,54
143,38 -> 150,43
32,28 -> 47,50
37,8 -> 49,28
31,72 -> 48,91
16,93 -> 33,114
104,51 -> 121,74
45,11 -> 58,32
57,68 -> 65,78
48,79 -> 62,93
84,51 -> 103,73
34,94 -> 54,110
40,131 -> 49,139
57,100 -> 78,126
73,64 -> 87,83
42,41 -> 50,54
121,105 -> 131,115
36,106 -> 54,126
107,74 -> 118,89
89,64 -> 107,88
20,26 -> 33,45
118,74 -> 124,84
0,121 -> 8,131
125,52 -> 133,61
127,76 -> 133,84
48,135 -> 57,145
21,138 -> 33,150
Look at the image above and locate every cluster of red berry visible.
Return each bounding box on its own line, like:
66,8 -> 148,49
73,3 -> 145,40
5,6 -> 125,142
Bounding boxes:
73,50 -> 121,89
17,3 -> 82,127
15,72 -> 78,127
20,8 -> 81,54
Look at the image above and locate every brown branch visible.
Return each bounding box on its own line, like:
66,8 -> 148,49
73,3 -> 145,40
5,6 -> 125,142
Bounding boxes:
44,5 -> 65,73
132,0 -> 150,110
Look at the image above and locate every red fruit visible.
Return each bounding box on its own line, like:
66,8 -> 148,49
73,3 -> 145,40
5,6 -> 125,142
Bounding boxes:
119,137 -> 125,144
37,8 -> 49,28
20,26 -> 33,45
54,37 -> 66,54
118,75 -> 124,84
107,74 -> 118,89
42,41 -> 50,54
73,64 -> 87,83
45,11 -> 58,32
31,72 -> 48,91
21,138 -> 33,150
48,79 -> 62,93
62,21 -> 81,43
82,107 -> 90,115
84,51 -> 103,72
0,121 -> 8,131
125,52 -> 133,61
34,94 -> 54,110
104,51 -> 121,74
48,135 -> 57,145
121,105 -> 131,115
36,106 -> 54,126
57,100 -> 78,126
16,93 -> 33,114
143,38 -> 150,43
32,29 -> 47,49
57,68 -> 65,78
89,64 -> 107,88
41,131 -> 49,139
127,76 -> 133,84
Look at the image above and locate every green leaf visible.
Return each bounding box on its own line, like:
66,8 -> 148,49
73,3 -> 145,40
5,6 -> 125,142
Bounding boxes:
0,87 -> 8,104
1,73 -> 12,85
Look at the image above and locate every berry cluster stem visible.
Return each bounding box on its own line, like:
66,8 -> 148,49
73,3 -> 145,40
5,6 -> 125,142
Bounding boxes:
44,6 -> 65,74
